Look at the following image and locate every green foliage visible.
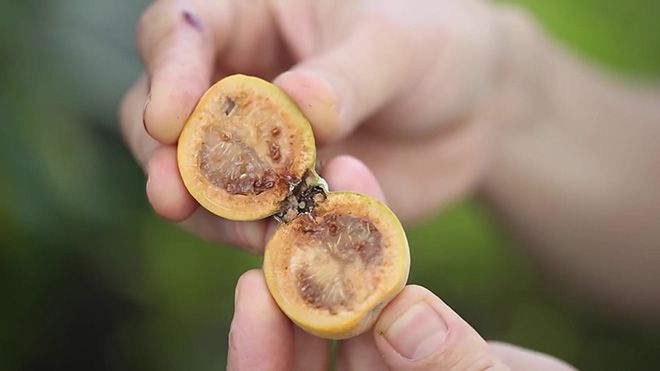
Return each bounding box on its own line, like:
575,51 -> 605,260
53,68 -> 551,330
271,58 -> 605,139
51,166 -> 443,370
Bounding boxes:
0,0 -> 658,370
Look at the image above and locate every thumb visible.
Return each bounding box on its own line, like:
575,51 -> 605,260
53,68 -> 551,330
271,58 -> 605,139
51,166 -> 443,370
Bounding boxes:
373,285 -> 507,371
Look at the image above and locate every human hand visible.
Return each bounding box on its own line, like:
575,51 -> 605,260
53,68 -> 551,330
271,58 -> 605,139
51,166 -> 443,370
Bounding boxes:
228,269 -> 574,371
119,0 -> 529,249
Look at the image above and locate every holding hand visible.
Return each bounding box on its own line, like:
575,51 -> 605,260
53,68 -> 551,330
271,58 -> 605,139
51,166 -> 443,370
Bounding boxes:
119,0 -> 527,250
229,270 -> 574,371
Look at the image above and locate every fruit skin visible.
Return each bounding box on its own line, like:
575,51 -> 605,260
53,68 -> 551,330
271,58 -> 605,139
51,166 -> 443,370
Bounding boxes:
263,192 -> 410,340
177,74 -> 317,221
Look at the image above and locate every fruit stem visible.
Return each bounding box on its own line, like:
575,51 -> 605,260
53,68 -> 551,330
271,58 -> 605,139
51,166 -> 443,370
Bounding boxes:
274,169 -> 329,224
306,169 -> 329,193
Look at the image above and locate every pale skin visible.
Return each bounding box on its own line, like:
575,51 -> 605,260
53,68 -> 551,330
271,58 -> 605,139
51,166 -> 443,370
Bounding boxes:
119,0 -> 660,369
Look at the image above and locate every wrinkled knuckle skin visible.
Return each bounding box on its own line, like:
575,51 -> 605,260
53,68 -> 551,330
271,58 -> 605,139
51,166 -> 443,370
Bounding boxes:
433,338 -> 507,371
469,353 -> 509,371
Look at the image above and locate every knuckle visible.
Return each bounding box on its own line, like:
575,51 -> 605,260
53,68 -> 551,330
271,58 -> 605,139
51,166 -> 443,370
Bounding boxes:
464,350 -> 509,371
135,1 -> 179,61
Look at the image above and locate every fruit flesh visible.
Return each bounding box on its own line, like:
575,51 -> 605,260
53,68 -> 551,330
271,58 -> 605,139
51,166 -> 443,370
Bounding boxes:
263,192 -> 410,339
177,75 -> 316,220
292,214 -> 383,314
198,122 -> 279,196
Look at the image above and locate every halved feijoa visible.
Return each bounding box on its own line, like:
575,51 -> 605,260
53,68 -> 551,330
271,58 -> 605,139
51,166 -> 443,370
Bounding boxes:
263,192 -> 410,339
177,74 -> 316,221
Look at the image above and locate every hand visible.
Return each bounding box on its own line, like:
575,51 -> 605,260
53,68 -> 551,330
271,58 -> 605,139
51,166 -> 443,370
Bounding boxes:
227,168 -> 572,370
119,0 -> 530,250
228,269 -> 575,371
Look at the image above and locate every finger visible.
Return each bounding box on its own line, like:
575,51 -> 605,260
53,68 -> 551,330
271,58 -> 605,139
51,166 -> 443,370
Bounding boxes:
119,76 -> 199,221
177,208 -> 276,254
292,326 -> 329,371
227,270 -> 293,371
488,342 -> 576,371
119,76 -> 275,249
309,155 -> 389,371
137,0 -> 225,144
373,285 -> 509,371
336,331 -> 388,371
120,77 -> 284,251
118,76 -> 160,167
145,146 -> 198,221
274,20 -> 417,144
319,115 -> 493,223
320,155 -> 386,202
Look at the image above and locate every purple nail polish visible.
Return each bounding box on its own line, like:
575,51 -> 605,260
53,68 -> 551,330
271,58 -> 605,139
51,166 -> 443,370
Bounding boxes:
182,10 -> 203,32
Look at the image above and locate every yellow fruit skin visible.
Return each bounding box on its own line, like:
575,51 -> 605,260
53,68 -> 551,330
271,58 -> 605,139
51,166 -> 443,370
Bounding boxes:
177,74 -> 316,221
263,192 -> 410,340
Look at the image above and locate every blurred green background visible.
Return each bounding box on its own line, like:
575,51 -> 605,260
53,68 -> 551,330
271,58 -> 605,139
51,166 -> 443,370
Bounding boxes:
1,0 -> 659,370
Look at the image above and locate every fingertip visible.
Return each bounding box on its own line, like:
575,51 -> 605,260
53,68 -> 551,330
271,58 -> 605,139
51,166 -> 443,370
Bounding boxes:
137,1 -> 215,144
235,269 -> 267,305
146,146 -> 198,221
229,269 -> 293,371
321,155 -> 386,202
274,69 -> 342,144
144,74 -> 206,144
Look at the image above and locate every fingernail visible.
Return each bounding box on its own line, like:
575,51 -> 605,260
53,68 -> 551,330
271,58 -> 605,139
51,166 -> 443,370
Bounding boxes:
143,92 -> 152,132
384,301 -> 447,360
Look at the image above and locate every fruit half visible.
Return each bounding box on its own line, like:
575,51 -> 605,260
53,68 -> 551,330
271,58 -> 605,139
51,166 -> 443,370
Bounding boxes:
177,74 -> 316,221
177,74 -> 410,339
263,192 -> 410,339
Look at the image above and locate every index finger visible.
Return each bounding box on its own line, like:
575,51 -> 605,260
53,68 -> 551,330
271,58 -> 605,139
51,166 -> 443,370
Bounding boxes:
136,0 -> 229,144
228,270 -> 294,371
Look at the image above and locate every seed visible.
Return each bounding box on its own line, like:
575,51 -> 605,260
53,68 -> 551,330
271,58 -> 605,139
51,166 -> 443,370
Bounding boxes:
313,193 -> 326,203
223,97 -> 236,116
270,142 -> 281,161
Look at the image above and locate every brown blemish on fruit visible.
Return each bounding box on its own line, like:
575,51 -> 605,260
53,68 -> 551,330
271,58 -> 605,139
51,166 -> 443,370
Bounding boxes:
296,267 -> 352,315
301,214 -> 383,266
198,125 -> 278,195
222,97 -> 237,116
270,142 -> 281,161
288,213 -> 384,313
296,267 -> 354,314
